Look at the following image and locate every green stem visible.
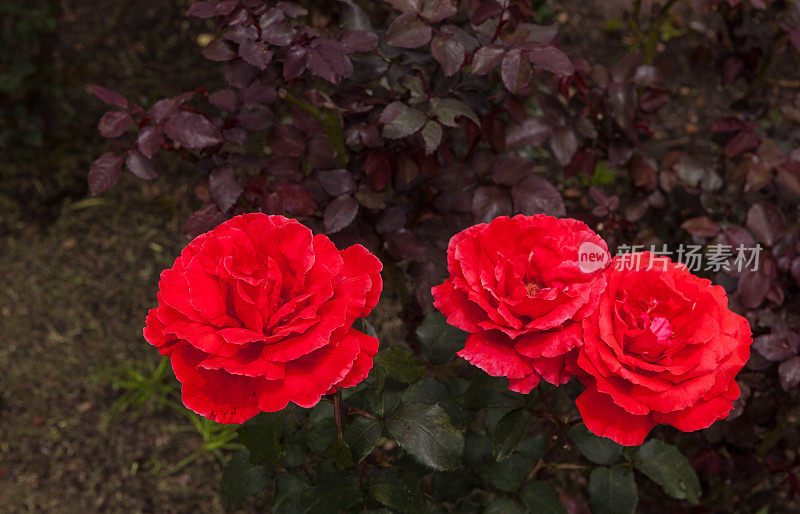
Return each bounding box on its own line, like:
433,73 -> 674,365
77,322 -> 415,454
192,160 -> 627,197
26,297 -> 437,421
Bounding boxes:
282,89 -> 348,168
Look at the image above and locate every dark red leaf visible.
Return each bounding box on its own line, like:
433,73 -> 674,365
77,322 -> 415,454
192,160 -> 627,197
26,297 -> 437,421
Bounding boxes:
215,0 -> 238,15
420,0 -> 457,22
318,169 -> 357,196
226,59 -> 260,88
202,39 -> 236,61
97,111 -> 133,138
89,85 -> 128,109
471,0 -> 503,24
125,149 -> 158,180
338,30 -> 379,53
527,45 -> 574,76
380,102 -> 427,139
149,96 -> 184,124
724,129 -> 760,158
185,1 -> 216,18
746,202 -> 787,247
506,118 -> 552,148
550,128 -> 578,166
308,39 -> 353,84
209,167 -> 242,212
776,160 -> 800,198
137,125 -> 163,158
639,89 -> 670,113
239,40 -> 273,69
283,46 -> 309,80
737,267 -> 770,309
681,216 -> 721,237
565,149 -> 598,178
208,89 -> 239,112
163,112 -> 223,149
268,124 -> 306,156
355,185 -> 386,210
511,175 -> 566,217
472,185 -> 512,223
753,333 -> 800,362
779,357 -> 800,391
279,183 -> 316,216
239,103 -> 275,131
471,45 -> 505,75
386,13 -> 432,48
383,0 -> 421,13
88,153 -> 124,195
275,1 -> 307,17
184,204 -> 226,238
385,230 -> 427,261
377,207 -> 406,234
324,195 -> 359,234
501,49 -> 532,93
712,116 -> 748,134
420,120 -> 443,154
223,127 -> 248,146
491,157 -> 532,185
431,35 -> 465,76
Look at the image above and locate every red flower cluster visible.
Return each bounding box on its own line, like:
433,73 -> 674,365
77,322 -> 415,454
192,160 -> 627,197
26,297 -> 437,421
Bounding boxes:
575,253 -> 751,445
433,218 -> 752,445
144,212 -> 751,446
431,215 -> 609,393
143,213 -> 382,424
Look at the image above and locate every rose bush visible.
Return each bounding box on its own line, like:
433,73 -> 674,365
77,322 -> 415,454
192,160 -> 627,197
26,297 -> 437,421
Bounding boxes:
432,214 -> 609,392
576,252 -> 752,446
143,213 -> 382,424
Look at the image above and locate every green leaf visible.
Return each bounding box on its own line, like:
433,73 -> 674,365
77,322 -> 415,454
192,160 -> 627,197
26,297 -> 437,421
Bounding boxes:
520,481 -> 566,514
237,411 -> 286,465
588,466 -> 638,514
634,440 -> 702,504
380,101 -> 427,138
484,497 -> 526,514
357,318 -> 379,338
462,370 -> 516,410
325,436 -> 355,470
477,453 -> 529,492
368,388 -> 401,417
220,450 -> 270,512
385,402 -> 465,471
344,416 -> 383,463
368,468 -> 428,514
567,423 -> 623,465
307,418 -> 337,455
374,347 -> 425,383
415,311 -> 467,364
430,470 -> 475,502
492,408 -> 533,461
300,473 -> 362,514
274,473 -> 311,514
462,432 -> 492,468
430,98 -> 480,127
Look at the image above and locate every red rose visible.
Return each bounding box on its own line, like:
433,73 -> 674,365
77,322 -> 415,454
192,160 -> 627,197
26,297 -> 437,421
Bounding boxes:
576,252 -> 752,446
143,213 -> 382,424
431,215 -> 609,392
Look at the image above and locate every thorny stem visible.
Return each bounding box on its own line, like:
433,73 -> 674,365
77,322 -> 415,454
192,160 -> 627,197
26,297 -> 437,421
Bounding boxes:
347,407 -> 378,421
333,390 -> 343,439
281,89 -> 349,167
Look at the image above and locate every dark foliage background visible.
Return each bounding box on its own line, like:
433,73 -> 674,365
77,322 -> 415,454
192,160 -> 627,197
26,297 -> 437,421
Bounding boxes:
3,0 -> 800,512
